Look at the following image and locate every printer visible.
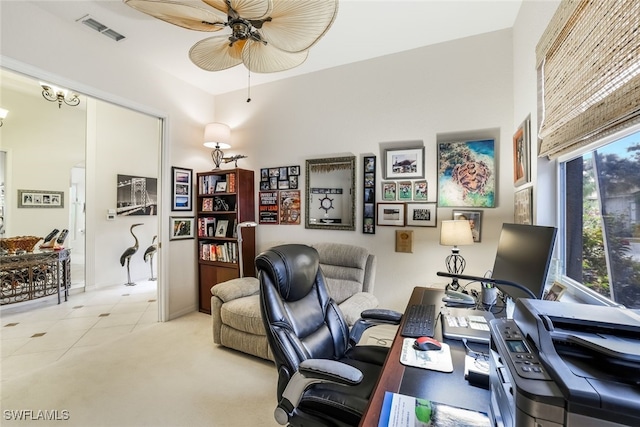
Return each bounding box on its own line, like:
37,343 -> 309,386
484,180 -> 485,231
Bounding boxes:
489,298 -> 640,427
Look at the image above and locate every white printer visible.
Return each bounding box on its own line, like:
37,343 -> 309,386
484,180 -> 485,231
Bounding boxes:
489,299 -> 640,427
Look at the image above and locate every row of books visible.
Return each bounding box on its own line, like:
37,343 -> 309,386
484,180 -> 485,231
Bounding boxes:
198,173 -> 236,195
199,242 -> 238,263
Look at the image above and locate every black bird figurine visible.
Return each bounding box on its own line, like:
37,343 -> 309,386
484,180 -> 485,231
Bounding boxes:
144,235 -> 158,281
120,223 -> 143,286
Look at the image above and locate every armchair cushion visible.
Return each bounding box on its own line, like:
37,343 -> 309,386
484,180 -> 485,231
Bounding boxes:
338,292 -> 379,326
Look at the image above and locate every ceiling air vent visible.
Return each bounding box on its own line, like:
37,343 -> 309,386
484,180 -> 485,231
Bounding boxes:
76,15 -> 126,42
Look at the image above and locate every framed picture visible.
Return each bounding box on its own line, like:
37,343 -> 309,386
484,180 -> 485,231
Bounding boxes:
215,219 -> 229,237
170,216 -> 195,240
215,181 -> 228,193
17,189 -> 64,208
383,147 -> 425,179
513,117 -> 531,187
406,202 -> 437,227
171,167 -> 193,211
452,210 -> 482,242
437,139 -> 495,207
543,281 -> 566,301
397,181 -> 412,201
413,180 -> 427,201
381,181 -> 397,201
376,203 -> 405,226
514,187 -> 533,225
117,174 -> 158,216
363,156 -> 376,234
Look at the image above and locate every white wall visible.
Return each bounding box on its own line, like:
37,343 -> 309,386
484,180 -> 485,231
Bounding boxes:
215,29 -> 517,311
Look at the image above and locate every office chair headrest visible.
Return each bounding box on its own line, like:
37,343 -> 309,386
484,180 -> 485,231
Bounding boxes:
256,244 -> 319,302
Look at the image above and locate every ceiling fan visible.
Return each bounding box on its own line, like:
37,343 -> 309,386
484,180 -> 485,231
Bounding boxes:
124,0 -> 339,73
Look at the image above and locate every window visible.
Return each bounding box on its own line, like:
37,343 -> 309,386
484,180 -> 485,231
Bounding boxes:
559,127 -> 640,309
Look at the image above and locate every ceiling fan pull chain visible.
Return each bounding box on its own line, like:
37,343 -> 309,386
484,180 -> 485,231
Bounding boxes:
246,54 -> 252,103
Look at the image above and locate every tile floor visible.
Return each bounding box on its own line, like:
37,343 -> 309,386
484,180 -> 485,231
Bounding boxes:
1,280 -> 158,382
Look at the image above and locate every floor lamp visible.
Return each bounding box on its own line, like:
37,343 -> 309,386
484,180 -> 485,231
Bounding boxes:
440,220 -> 474,290
236,221 -> 257,278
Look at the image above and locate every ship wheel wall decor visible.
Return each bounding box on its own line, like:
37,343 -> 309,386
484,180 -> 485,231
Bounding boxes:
125,0 -> 338,73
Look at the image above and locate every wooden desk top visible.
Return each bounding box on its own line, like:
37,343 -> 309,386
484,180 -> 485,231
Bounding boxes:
359,286 -> 490,426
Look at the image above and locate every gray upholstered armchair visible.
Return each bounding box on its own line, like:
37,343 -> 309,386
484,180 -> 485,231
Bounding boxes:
211,243 -> 379,360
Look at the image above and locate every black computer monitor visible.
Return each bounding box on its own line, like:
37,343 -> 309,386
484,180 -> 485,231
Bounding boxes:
491,223 -> 557,300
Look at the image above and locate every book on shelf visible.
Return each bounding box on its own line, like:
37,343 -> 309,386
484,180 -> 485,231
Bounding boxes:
199,242 -> 237,263
378,391 -> 490,427
198,217 -> 216,237
199,175 -> 222,195
227,172 -> 236,193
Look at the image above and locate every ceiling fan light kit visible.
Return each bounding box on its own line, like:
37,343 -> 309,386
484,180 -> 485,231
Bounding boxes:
125,0 -> 338,73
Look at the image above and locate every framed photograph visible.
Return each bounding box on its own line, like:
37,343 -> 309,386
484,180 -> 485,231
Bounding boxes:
397,181 -> 413,201
437,139 -> 495,207
215,181 -> 228,193
170,216 -> 195,240
288,165 -> 300,176
260,168 -> 269,182
117,174 -> 158,216
17,189 -> 64,208
376,203 -> 405,226
363,155 -> 377,234
215,219 -> 229,237
413,180 -> 427,201
514,187 -> 533,225
171,167 -> 193,211
288,175 -> 299,189
452,210 -> 482,242
406,202 -> 437,227
384,147 -> 425,179
513,117 -> 531,187
381,181 -> 397,201
543,281 -> 566,301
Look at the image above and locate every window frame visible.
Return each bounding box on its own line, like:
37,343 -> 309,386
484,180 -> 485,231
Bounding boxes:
556,122 -> 640,307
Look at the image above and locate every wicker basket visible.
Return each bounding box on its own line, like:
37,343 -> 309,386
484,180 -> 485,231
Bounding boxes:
0,236 -> 43,254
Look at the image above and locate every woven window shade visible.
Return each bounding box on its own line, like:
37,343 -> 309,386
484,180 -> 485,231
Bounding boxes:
536,0 -> 640,159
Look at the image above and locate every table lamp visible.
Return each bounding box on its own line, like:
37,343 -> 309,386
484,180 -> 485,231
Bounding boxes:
440,220 -> 474,290
204,123 -> 231,170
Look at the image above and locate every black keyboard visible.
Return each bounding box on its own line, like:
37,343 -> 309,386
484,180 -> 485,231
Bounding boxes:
400,304 -> 436,337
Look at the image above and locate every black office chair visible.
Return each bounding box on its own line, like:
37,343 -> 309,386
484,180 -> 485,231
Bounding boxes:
256,244 -> 400,427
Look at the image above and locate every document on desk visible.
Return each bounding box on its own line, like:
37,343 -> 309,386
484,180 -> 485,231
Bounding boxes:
399,338 -> 453,373
378,391 -> 491,427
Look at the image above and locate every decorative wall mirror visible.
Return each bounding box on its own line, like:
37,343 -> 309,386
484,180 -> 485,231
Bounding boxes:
305,156 -> 356,231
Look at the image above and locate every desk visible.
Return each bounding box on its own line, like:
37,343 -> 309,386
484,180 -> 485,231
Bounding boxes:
360,287 -> 490,426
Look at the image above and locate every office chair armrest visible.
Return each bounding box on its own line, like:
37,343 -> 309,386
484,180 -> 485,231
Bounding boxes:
274,359 -> 363,425
361,308 -> 402,324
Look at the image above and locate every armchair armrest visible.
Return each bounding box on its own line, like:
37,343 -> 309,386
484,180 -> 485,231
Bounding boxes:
338,292 -> 379,326
274,359 -> 363,425
210,277 -> 260,302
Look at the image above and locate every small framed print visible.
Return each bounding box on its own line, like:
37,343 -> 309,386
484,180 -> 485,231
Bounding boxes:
18,189 -> 64,208
513,117 -> 531,187
514,187 -> 533,225
543,281 -> 566,301
170,216 -> 195,240
381,181 -> 397,201
383,147 -> 425,179
452,210 -> 482,242
215,219 -> 229,237
376,203 -> 405,226
363,155 -> 377,234
215,181 -> 227,193
398,181 -> 412,201
413,180 -> 427,201
406,202 -> 437,227
171,167 -> 193,211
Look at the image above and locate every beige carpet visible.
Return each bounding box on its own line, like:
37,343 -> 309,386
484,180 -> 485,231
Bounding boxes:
1,312 -> 281,426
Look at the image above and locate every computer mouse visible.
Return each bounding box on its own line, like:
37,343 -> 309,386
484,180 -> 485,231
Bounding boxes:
413,336 -> 442,351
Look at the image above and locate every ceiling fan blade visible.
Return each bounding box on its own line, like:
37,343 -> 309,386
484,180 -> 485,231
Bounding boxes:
242,39 -> 308,73
189,36 -> 245,71
125,0 -> 227,32
259,0 -> 338,53
202,0 -> 273,20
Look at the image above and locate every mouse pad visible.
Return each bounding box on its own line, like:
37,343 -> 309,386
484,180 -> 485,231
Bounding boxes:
400,338 -> 453,373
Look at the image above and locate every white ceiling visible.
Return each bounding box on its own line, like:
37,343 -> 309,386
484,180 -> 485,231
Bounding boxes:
28,0 -> 523,96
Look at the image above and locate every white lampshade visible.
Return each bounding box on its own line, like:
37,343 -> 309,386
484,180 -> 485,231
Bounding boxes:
203,123 -> 231,149
440,220 -> 474,246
